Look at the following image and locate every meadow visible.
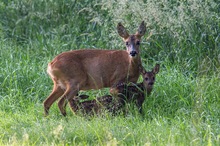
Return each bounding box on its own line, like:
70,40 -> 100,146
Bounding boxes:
0,0 -> 219,145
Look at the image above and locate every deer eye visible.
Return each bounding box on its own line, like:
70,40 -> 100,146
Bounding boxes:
125,42 -> 129,46
136,41 -> 140,45
145,77 -> 148,81
153,77 -> 155,80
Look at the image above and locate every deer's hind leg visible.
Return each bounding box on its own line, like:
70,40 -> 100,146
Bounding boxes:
58,82 -> 81,116
43,81 -> 64,116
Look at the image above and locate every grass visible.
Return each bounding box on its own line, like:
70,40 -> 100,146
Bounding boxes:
0,40 -> 219,145
0,102 -> 219,146
0,0 -> 219,145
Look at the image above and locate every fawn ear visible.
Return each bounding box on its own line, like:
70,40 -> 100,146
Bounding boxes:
117,22 -> 129,40
136,21 -> 146,38
153,64 -> 160,74
139,65 -> 147,75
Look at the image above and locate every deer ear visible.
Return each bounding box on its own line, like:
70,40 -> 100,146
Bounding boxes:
153,64 -> 160,74
136,21 -> 146,38
117,22 -> 129,39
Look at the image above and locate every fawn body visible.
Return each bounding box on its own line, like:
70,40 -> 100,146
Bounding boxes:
44,21 -> 146,116
70,64 -> 160,115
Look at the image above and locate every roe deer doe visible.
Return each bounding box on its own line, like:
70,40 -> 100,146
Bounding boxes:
69,64 -> 160,115
43,21 -> 146,116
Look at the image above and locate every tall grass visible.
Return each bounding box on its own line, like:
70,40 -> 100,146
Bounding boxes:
0,0 -> 219,145
0,0 -> 219,72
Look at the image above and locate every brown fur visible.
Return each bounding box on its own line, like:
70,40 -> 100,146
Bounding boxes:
69,64 -> 160,115
43,21 -> 146,116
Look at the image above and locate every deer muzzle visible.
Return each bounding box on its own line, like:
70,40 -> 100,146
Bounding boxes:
130,51 -> 137,57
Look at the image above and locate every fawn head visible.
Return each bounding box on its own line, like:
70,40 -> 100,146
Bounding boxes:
117,21 -> 146,57
140,64 -> 160,90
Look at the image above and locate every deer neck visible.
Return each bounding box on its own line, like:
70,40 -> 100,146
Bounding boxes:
129,55 -> 141,66
126,56 -> 141,82
147,88 -> 152,96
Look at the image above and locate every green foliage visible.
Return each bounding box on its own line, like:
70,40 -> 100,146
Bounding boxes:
0,0 -> 219,72
0,0 -> 110,49
0,0 -> 219,145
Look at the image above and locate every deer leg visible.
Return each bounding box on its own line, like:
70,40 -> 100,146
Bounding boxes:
58,85 -> 79,116
58,97 -> 68,116
63,92 -> 82,111
43,85 -> 64,116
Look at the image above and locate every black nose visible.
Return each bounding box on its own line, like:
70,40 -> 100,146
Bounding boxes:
130,51 -> 137,57
148,82 -> 154,86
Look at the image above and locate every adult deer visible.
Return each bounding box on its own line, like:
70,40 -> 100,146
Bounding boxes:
44,21 -> 146,116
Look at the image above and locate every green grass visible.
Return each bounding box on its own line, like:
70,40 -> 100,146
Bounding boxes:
0,40 -> 219,145
0,0 -> 219,145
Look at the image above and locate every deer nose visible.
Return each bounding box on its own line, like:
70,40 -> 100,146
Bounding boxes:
148,82 -> 154,86
130,51 -> 137,57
